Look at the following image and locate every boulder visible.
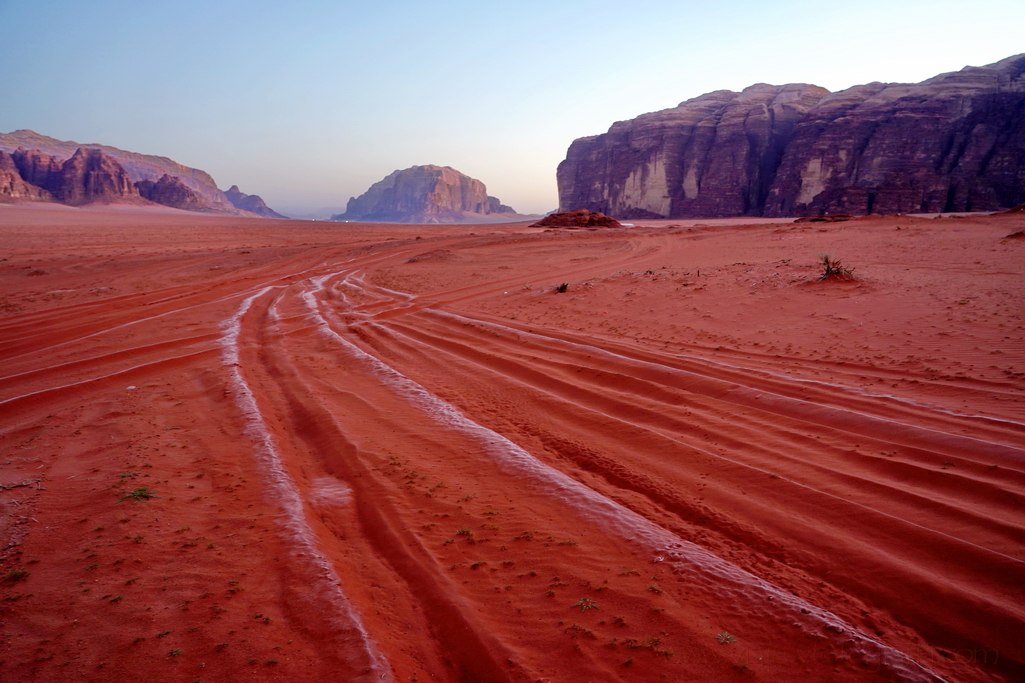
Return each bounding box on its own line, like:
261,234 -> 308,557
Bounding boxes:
530,209 -> 623,229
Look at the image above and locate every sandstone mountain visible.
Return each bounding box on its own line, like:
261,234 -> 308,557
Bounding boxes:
55,148 -> 139,205
135,174 -> 204,211
0,151 -> 50,201
333,165 -> 520,224
225,184 -> 287,218
11,149 -> 64,191
557,54 -> 1025,218
0,147 -> 139,205
0,130 -> 284,216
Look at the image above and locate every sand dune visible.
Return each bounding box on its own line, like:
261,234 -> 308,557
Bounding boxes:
1,205 -> 1022,681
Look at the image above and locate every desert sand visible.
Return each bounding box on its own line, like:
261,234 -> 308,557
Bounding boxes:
1,204 -> 1023,681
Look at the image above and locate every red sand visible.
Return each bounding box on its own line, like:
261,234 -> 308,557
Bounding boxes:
1,204 -> 1022,681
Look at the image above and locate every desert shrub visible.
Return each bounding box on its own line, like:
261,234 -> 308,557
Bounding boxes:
119,487 -> 158,502
818,254 -> 855,281
3,568 -> 29,584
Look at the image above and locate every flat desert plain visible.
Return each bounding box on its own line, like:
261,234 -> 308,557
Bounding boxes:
0,204 -> 1023,682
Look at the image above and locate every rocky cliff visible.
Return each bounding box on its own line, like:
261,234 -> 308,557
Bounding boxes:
136,174 -> 205,211
334,165 -> 519,223
54,148 -> 138,205
225,184 -> 287,218
558,54 -> 1025,217
1,147 -> 138,204
0,130 -> 284,217
11,149 -> 64,190
0,151 -> 50,201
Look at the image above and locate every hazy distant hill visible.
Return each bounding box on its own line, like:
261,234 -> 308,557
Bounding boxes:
224,185 -> 287,219
0,130 -> 284,217
333,165 -> 530,224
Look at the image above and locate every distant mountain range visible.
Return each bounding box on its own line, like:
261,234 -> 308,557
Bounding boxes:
12,51 -> 1021,226
558,54 -> 1025,218
0,130 -> 285,217
333,165 -> 532,224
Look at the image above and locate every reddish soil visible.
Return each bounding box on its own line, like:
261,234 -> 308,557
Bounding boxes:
1,205 -> 1022,682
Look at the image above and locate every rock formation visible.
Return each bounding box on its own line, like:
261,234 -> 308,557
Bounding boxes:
559,84 -> 829,218
557,54 -> 1025,218
224,185 -> 287,218
11,149 -> 64,190
0,130 -> 285,217
0,151 -> 50,201
530,209 -> 623,229
334,165 -> 519,223
2,147 -> 139,204
136,174 -> 205,211
52,148 -> 138,204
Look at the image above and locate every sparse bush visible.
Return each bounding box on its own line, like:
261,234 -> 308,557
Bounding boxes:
573,597 -> 599,612
555,282 -> 569,293
818,254 -> 855,281
119,487 -> 158,502
3,569 -> 29,584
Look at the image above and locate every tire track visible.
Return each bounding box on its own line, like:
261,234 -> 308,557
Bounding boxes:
316,267 -> 1025,678
219,286 -> 393,682
303,270 -> 946,682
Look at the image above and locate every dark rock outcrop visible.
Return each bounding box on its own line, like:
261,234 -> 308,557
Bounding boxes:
135,174 -> 205,211
531,209 -> 623,229
11,149 -> 64,191
559,84 -> 829,218
53,148 -> 138,204
0,151 -> 51,201
5,147 -> 139,204
334,165 -> 519,223
224,184 -> 287,218
558,54 -> 1025,217
766,55 -> 1025,216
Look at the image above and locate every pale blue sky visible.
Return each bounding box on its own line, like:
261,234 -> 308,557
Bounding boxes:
2,1 -> 1022,216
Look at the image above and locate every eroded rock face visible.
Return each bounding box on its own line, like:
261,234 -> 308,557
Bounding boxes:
765,55 -> 1025,215
334,165 -> 518,223
0,130 -> 286,217
53,148 -> 138,205
0,151 -> 50,201
135,174 -> 205,211
559,85 -> 829,218
11,149 -> 64,191
5,147 -> 138,204
558,54 -> 1025,217
224,185 -> 286,218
